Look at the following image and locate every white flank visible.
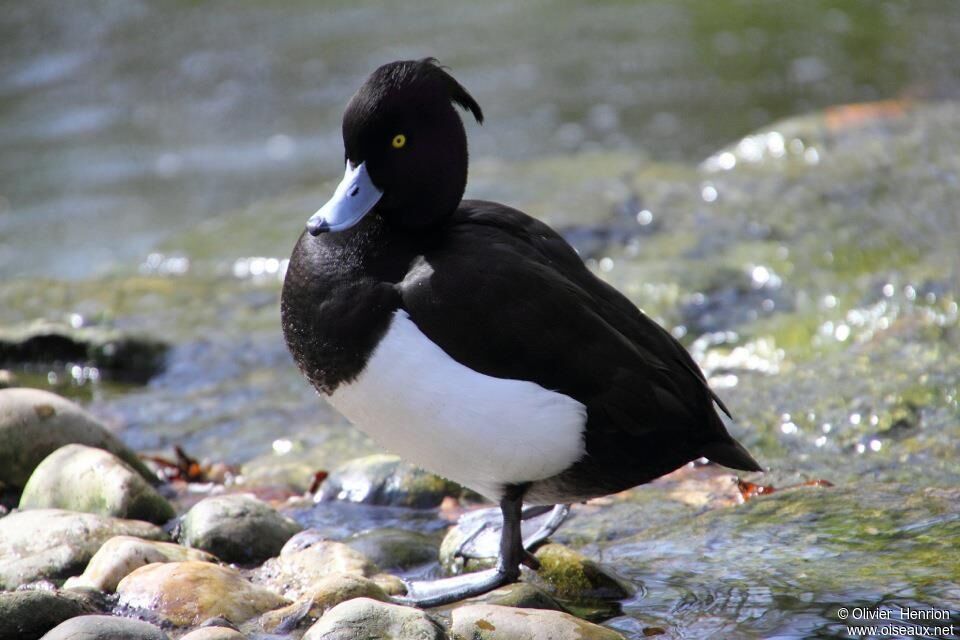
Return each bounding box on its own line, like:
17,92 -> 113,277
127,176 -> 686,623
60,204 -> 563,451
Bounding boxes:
327,310 -> 587,500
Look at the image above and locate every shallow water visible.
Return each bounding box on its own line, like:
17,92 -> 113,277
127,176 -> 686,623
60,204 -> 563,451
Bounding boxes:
3,3 -> 960,638
4,0 -> 960,278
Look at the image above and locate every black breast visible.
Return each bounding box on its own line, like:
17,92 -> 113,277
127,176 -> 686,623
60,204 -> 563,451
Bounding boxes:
280,215 -> 416,393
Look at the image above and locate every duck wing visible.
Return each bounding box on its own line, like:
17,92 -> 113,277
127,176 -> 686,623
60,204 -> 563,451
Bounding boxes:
397,200 -> 760,473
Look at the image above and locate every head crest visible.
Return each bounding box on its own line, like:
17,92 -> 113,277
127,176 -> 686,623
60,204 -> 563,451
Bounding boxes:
366,58 -> 484,125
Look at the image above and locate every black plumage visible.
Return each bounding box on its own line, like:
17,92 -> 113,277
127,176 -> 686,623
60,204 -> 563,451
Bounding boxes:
281,58 -> 760,604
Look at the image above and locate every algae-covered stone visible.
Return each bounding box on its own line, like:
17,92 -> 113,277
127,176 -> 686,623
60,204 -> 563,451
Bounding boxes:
0,319 -> 167,383
0,589 -> 100,640
116,561 -> 288,627
64,535 -> 217,592
303,597 -> 447,640
530,544 -> 634,601
41,614 -> 169,640
178,493 -> 301,564
450,604 -> 625,640
0,509 -> 165,589
254,539 -> 377,600
345,528 -> 439,570
317,454 -> 461,508
260,573 -> 390,633
19,444 -> 175,524
0,388 -> 157,490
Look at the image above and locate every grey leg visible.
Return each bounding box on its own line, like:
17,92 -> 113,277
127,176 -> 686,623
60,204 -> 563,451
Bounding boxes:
394,495 -> 525,607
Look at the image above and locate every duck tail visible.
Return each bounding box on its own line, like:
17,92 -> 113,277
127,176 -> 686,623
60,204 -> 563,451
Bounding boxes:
701,439 -> 763,472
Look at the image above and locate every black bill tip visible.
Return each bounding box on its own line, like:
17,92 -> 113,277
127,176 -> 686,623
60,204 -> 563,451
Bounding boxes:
306,217 -> 329,236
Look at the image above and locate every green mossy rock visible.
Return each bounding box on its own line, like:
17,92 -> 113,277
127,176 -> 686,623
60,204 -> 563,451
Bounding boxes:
19,444 -> 175,524
178,493 -> 301,564
0,388 -> 157,490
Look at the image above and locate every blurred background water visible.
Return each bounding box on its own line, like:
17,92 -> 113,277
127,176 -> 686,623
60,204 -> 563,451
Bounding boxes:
3,0 -> 960,279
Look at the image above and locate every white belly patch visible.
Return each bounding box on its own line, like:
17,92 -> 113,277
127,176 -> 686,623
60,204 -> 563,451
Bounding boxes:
327,310 -> 587,500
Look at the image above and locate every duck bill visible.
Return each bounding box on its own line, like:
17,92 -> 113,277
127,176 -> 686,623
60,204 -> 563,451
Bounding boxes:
306,161 -> 383,235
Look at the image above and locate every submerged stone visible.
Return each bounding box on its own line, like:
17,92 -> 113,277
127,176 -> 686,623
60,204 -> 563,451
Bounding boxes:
116,561 -> 288,627
19,444 -> 175,524
0,509 -> 165,589
0,319 -> 167,383
0,388 -> 157,490
177,493 -> 301,564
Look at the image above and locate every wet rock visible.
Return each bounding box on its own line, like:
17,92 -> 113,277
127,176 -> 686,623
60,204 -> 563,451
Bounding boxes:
0,589 -> 100,640
439,506 -> 564,576
344,528 -> 438,570
64,535 -> 216,592
19,444 -> 175,524
369,572 -> 407,595
255,538 -> 377,600
450,604 -> 625,640
529,544 -> 634,601
116,561 -> 288,627
0,388 -> 156,490
260,573 -> 390,633
0,509 -> 165,589
477,582 -> 570,612
179,628 -> 246,640
177,493 -> 301,564
41,614 -> 169,640
438,523 -> 496,575
303,597 -> 447,640
317,454 -> 461,508
0,319 -> 167,383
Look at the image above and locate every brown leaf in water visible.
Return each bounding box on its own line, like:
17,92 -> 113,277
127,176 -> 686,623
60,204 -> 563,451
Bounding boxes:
824,99 -> 911,132
307,470 -> 328,494
140,445 -> 236,483
737,478 -> 834,502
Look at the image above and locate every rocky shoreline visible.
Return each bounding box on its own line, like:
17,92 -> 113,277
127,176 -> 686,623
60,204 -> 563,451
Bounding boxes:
0,387 -> 639,639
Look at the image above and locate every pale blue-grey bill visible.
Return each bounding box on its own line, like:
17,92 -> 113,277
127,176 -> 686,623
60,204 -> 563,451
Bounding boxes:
307,161 -> 383,235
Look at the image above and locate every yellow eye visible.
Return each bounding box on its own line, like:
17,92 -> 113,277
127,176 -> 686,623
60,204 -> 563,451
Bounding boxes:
391,133 -> 407,149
